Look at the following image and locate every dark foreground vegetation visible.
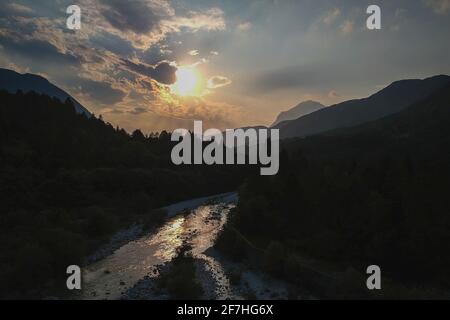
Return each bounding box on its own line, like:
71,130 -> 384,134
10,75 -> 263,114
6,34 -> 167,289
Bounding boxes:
0,90 -> 253,298
217,84 -> 450,298
156,245 -> 203,299
2,81 -> 450,299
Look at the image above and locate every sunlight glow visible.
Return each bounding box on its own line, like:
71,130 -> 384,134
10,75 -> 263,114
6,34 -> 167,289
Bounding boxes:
171,67 -> 202,97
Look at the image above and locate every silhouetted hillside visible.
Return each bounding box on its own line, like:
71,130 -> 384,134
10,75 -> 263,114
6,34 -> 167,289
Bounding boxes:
271,100 -> 325,127
276,75 -> 450,139
0,90 -> 254,298
0,68 -> 91,116
217,83 -> 450,298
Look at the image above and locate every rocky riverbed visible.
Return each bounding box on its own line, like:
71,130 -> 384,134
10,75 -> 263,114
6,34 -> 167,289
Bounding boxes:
77,192 -> 292,300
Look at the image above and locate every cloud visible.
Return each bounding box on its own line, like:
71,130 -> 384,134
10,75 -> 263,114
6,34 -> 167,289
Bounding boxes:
104,84 -> 243,132
423,0 -> 450,14
237,22 -> 252,32
78,0 -> 226,50
340,20 -> 354,35
99,0 -> 170,34
0,2 -> 225,114
207,76 -> 232,89
0,26 -> 79,67
120,59 -> 177,85
78,0 -> 171,50
188,50 -> 199,56
249,65 -> 316,93
322,8 -> 341,25
75,79 -> 127,105
153,95 -> 242,130
168,8 -> 226,32
130,107 -> 148,115
6,3 -> 34,14
328,90 -> 340,98
0,60 -> 30,74
0,0 -> 236,132
210,51 -> 219,56
247,63 -> 346,95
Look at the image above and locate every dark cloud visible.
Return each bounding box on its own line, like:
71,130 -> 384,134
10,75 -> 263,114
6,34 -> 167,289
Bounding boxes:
108,109 -> 125,114
248,64 -> 350,94
140,43 -> 174,65
100,0 -> 164,34
86,82 -> 126,105
0,34 -> 80,68
2,3 -> 34,17
91,33 -> 136,57
250,65 -> 317,93
129,107 -> 148,115
71,78 -> 126,105
121,59 -> 177,85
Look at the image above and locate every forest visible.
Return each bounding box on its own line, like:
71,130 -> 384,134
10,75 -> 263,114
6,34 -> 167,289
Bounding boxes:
0,90 -> 255,298
216,83 -> 450,298
2,82 -> 450,299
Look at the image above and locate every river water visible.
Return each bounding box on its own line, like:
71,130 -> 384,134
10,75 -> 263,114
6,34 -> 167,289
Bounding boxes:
78,193 -> 238,300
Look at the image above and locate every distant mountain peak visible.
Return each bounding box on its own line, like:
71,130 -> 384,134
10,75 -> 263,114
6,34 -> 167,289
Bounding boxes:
276,74 -> 450,139
271,100 -> 325,127
0,68 -> 91,116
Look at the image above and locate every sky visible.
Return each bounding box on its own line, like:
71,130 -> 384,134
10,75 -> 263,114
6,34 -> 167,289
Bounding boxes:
0,0 -> 449,133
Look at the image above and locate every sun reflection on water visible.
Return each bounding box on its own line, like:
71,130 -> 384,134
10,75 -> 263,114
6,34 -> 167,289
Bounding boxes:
147,216 -> 186,260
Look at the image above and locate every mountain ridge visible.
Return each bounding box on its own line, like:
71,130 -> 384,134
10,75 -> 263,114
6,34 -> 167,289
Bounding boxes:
271,100 -> 325,127
274,75 -> 450,139
0,68 -> 91,116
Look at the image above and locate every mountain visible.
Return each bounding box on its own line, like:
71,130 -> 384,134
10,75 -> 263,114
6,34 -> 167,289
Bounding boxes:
219,83 -> 450,297
275,75 -> 450,139
271,100 -> 325,126
0,68 -> 91,116
284,81 -> 450,162
236,125 -> 268,131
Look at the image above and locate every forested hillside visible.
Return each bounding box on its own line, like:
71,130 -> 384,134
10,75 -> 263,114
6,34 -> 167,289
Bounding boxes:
0,90 -> 254,298
217,84 -> 450,298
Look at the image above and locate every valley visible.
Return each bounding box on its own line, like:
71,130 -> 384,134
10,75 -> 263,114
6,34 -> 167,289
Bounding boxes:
77,193 -> 291,300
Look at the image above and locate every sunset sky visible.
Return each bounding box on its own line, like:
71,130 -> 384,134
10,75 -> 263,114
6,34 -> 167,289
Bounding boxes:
1,0 -> 449,133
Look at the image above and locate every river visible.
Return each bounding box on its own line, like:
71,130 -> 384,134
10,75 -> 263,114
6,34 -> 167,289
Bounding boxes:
77,192 -> 289,300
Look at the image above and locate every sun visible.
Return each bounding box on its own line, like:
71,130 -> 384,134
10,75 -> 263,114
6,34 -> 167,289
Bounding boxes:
171,67 -> 202,97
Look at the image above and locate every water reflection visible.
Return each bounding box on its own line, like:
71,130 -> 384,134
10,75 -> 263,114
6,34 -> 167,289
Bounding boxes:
147,216 -> 185,260
79,194 -> 236,300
